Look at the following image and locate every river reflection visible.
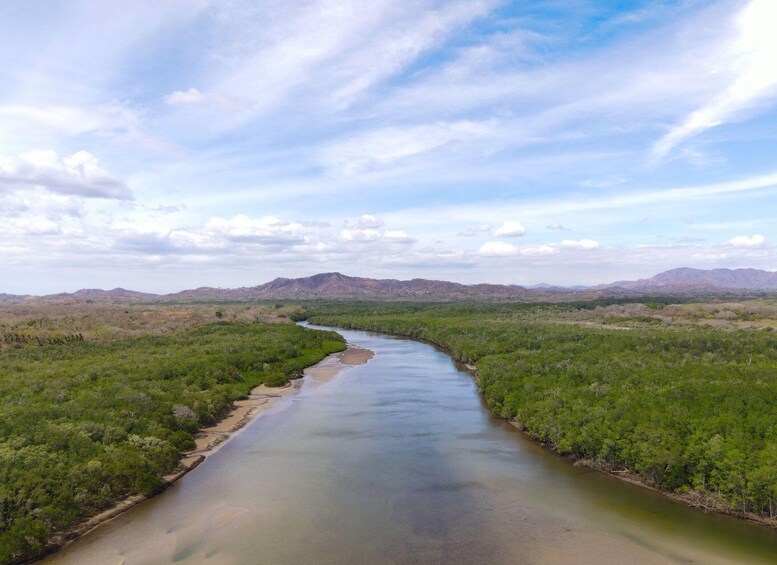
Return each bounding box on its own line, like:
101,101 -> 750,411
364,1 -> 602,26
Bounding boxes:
44,325 -> 777,564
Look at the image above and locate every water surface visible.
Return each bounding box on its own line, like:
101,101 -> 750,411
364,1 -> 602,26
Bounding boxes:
45,326 -> 777,564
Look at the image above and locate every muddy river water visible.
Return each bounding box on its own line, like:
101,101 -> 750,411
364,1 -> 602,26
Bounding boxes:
43,325 -> 777,564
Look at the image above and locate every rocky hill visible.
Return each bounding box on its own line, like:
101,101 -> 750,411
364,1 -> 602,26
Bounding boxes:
168,272 -> 529,301
605,268 -> 777,292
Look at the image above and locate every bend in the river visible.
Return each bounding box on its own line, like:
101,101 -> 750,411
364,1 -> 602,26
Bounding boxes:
43,325 -> 777,564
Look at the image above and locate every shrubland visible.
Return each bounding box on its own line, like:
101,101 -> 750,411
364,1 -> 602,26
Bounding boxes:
305,300 -> 777,524
0,305 -> 343,564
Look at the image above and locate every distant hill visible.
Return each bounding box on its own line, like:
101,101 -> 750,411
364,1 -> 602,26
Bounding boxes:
41,288 -> 161,303
7,268 -> 777,304
256,272 -> 530,299
170,272 -> 530,301
605,268 -> 777,292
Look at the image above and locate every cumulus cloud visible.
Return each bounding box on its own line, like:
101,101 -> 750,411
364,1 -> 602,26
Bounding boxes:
357,214 -> 384,228
546,222 -> 568,231
100,215 -> 418,262
493,221 -> 526,237
478,241 -> 559,257
339,228 -> 382,242
521,245 -> 557,256
561,239 -> 599,250
205,215 -> 305,244
383,230 -> 413,241
728,233 -> 766,248
478,241 -> 519,256
0,150 -> 132,200
338,227 -> 415,246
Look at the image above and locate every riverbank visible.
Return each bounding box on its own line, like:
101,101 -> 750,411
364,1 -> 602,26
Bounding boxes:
505,420 -> 777,531
30,345 -> 373,564
309,321 -> 777,532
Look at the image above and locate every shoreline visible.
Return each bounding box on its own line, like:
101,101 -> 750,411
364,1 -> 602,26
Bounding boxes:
29,345 -> 374,564
507,421 -> 777,532
311,322 -> 777,532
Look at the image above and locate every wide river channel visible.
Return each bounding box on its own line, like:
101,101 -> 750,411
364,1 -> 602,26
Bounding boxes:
44,325 -> 777,564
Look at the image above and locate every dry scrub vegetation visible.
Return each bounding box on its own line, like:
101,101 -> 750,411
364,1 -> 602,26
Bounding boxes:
0,302 -> 298,348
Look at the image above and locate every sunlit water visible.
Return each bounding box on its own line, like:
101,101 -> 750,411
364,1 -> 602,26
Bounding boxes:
44,326 -> 777,564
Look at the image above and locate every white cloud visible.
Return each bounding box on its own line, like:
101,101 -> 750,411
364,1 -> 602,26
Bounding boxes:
561,239 -> 599,250
478,241 -> 559,258
653,0 -> 777,159
0,103 -> 141,136
728,233 -> 766,248
493,220 -> 526,237
399,171 -> 777,223
339,228 -> 382,242
210,0 -> 495,123
546,222 -> 568,231
319,119 -> 496,177
458,224 -> 491,237
478,241 -> 519,256
357,214 -> 384,228
338,226 -> 415,248
383,230 -> 413,241
521,244 -> 557,256
0,150 -> 132,200
165,88 -> 207,105
204,215 -> 305,244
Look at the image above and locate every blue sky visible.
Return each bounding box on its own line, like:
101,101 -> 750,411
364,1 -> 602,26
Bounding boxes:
1,0 -> 776,293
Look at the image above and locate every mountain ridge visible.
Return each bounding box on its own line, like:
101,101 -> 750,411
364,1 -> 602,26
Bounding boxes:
603,267 -> 777,291
2,267 -> 777,303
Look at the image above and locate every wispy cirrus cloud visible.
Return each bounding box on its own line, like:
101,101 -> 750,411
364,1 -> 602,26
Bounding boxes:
652,0 -> 777,159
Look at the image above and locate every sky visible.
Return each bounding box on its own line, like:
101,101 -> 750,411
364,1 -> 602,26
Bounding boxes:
1,0 -> 777,294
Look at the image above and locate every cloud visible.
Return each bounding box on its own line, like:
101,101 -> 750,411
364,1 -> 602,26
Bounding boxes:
546,222 -> 568,231
561,239 -> 599,250
0,150 -> 132,200
383,230 -> 413,241
338,226 -> 415,246
204,215 -> 305,244
652,0 -> 777,159
478,241 -> 558,257
319,120 -> 496,177
478,241 -> 519,256
521,245 -> 557,256
210,0 -> 496,123
357,214 -> 384,228
403,171 -> 777,223
493,221 -> 526,237
163,88 -> 255,113
728,233 -> 766,248
165,88 -> 207,105
458,224 -> 491,237
0,103 -> 141,136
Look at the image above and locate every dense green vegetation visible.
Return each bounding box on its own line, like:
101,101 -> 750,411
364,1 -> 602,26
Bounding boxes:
0,322 -> 344,563
306,301 -> 777,523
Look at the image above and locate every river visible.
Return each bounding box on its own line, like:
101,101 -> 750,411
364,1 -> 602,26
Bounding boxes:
43,325 -> 777,564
